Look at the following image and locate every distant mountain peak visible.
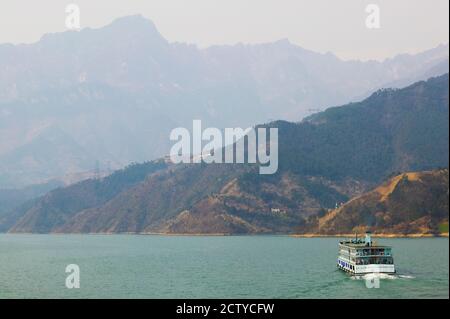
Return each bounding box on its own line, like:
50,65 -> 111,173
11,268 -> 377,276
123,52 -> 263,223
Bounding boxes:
274,38 -> 292,45
38,14 -> 165,46
107,14 -> 158,30
100,15 -> 165,41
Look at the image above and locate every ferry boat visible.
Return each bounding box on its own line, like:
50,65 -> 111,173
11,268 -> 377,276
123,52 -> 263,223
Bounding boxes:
337,232 -> 395,275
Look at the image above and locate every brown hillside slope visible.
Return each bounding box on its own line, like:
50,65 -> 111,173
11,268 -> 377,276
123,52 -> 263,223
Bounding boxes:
307,169 -> 449,235
47,168 -> 360,234
158,174 -> 362,234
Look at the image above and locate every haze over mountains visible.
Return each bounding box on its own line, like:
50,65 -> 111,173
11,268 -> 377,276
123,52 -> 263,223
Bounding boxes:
0,15 -> 448,188
6,74 -> 449,235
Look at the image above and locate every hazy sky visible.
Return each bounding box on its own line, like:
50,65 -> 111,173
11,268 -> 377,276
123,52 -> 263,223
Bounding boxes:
0,0 -> 448,61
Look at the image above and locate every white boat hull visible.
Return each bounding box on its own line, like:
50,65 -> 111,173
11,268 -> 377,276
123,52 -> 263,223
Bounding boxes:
354,264 -> 395,274
338,260 -> 395,274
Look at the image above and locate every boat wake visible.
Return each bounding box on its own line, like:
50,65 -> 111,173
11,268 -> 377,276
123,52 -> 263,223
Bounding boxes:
351,273 -> 415,281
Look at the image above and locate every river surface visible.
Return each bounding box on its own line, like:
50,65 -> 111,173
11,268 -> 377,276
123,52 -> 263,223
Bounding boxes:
0,234 -> 448,298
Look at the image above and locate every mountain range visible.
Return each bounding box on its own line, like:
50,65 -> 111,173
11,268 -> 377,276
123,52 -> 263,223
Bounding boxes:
6,74 -> 449,235
0,15 -> 448,188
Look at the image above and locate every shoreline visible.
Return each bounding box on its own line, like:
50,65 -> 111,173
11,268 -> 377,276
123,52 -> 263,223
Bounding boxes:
290,233 -> 449,238
2,232 -> 449,238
